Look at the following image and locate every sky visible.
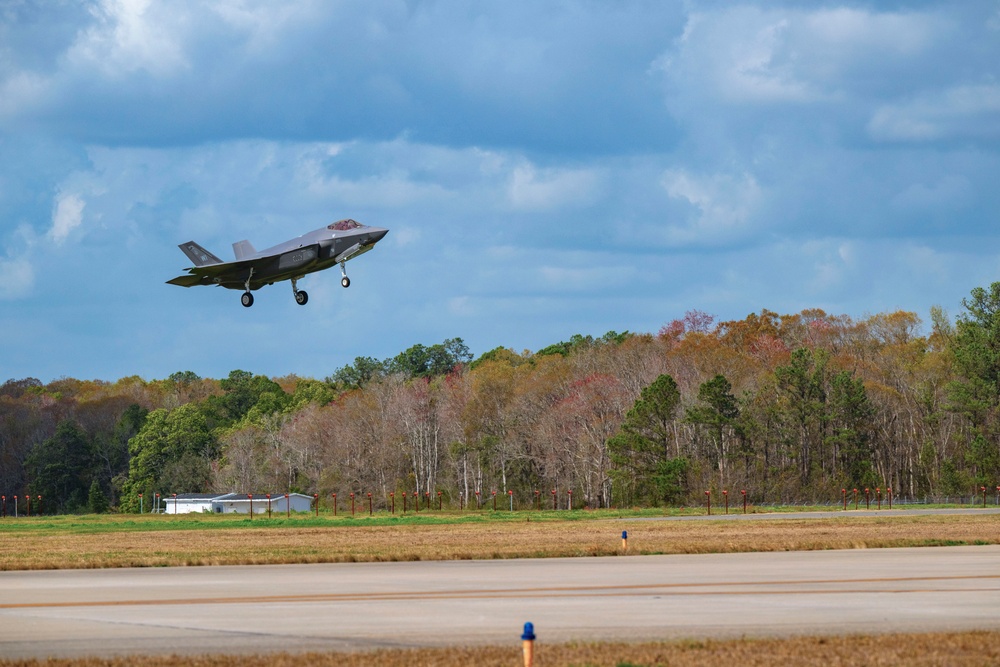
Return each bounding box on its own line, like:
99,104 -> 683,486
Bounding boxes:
2,1 -> 1000,383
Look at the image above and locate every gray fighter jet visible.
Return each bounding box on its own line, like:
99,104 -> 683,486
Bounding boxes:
167,219 -> 388,307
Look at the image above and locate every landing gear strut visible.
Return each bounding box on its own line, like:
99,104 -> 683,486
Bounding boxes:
291,277 -> 308,305
241,269 -> 255,308
340,261 -> 350,288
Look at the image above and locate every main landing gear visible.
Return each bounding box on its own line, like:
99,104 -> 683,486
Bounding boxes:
291,276 -> 308,306
241,269 -> 255,308
340,261 -> 350,288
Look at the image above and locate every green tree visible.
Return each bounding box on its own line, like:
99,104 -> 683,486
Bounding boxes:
88,479 -> 109,514
948,283 -> 1000,484
686,374 -> 740,478
608,374 -> 687,505
825,371 -> 878,488
121,403 -> 218,510
26,420 -> 94,512
774,347 -> 829,484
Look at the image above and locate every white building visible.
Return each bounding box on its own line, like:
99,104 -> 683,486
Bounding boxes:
160,493 -> 314,514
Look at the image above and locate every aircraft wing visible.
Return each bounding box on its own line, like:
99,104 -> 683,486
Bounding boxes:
167,243 -> 322,288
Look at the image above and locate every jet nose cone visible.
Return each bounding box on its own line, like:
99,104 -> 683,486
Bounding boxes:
369,227 -> 388,243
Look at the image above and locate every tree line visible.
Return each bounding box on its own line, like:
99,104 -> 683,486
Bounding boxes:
5,284 -> 1000,514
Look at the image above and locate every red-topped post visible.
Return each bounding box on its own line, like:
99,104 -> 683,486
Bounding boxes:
314,493 -> 319,517
414,491 -> 419,513
267,493 -> 272,518
474,491 -> 480,509
534,490 -> 541,510
350,492 -> 355,516
876,487 -> 881,510
368,492 -> 373,516
332,493 -> 337,516
551,489 -> 557,510
248,493 -> 253,520
567,489 -> 573,510
853,488 -> 858,509
865,488 -> 870,510
508,489 -> 513,511
723,489 -> 728,515
285,493 -> 289,518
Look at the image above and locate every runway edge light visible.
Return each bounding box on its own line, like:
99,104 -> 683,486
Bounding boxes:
521,622 -> 536,667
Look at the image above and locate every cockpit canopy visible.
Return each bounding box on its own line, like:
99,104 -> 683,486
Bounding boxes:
328,219 -> 362,231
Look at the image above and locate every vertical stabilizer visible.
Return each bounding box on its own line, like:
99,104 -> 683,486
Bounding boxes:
233,240 -> 256,260
179,242 -> 223,267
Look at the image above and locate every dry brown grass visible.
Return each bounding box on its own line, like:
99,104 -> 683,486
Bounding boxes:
1,513 -> 998,570
2,632 -> 1000,666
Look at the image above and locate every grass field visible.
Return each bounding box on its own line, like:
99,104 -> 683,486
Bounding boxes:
2,631 -> 999,666
1,508 -> 998,570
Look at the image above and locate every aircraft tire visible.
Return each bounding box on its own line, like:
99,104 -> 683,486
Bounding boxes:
241,292 -> 254,308
341,277 -> 350,288
295,290 -> 308,305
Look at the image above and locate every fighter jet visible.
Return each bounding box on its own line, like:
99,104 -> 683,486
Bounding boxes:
167,219 -> 388,307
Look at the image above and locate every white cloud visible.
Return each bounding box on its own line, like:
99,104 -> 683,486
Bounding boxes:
66,0 -> 189,77
891,175 -> 973,212
868,84 -> 1000,142
660,169 -> 761,245
49,193 -> 85,243
0,257 -> 34,299
507,163 -> 603,211
656,6 -> 939,109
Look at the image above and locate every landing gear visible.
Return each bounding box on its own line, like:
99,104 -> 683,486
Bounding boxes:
340,261 -> 350,288
241,269 -> 255,307
291,276 -> 308,305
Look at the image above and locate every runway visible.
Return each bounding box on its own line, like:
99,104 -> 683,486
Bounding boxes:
2,546 -> 999,659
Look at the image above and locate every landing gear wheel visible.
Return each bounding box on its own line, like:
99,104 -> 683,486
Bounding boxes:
295,290 -> 308,305
241,292 -> 254,308
341,276 -> 351,288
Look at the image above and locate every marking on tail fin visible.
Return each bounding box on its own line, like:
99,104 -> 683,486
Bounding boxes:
179,242 -> 223,267
233,240 -> 256,260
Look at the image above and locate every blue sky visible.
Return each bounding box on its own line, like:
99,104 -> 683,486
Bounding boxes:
2,1 -> 999,383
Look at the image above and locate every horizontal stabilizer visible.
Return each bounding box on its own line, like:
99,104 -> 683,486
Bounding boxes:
179,241 -> 223,267
166,274 -> 206,287
233,240 -> 256,260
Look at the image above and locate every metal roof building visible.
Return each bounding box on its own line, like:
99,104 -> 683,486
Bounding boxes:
161,493 -> 313,514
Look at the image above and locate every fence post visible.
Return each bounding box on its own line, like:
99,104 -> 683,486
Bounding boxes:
390,492 -> 395,514
248,493 -> 253,519
332,493 -> 337,516
267,494 -> 272,518
285,493 -> 289,518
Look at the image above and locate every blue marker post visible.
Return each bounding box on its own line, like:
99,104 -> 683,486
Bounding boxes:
521,622 -> 536,667
621,530 -> 628,552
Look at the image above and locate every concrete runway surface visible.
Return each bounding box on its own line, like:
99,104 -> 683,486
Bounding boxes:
2,546 -> 999,659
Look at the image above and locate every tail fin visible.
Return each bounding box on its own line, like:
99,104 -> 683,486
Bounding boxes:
179,241 -> 223,267
232,240 -> 256,260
